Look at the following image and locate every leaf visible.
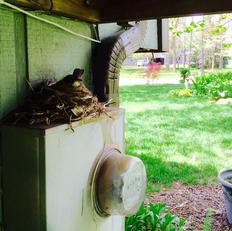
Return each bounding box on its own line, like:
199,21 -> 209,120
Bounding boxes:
160,213 -> 176,230
125,203 -> 185,231
190,21 -> 198,28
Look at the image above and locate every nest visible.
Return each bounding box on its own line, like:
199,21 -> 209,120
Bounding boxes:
12,68 -> 108,128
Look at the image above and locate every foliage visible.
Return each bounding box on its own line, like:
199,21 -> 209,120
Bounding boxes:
192,72 -> 232,99
125,203 -> 185,231
223,43 -> 232,49
178,68 -> 191,80
209,25 -> 227,35
169,14 -> 232,71
203,208 -> 212,231
169,89 -> 193,97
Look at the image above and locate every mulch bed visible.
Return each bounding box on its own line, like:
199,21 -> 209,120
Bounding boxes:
148,182 -> 232,230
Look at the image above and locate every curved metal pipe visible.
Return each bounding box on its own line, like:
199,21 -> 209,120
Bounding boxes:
93,21 -> 147,105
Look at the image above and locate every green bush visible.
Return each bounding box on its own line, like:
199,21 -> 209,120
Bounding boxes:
178,68 -> 191,80
192,72 -> 232,99
125,203 -> 185,231
169,89 -> 193,97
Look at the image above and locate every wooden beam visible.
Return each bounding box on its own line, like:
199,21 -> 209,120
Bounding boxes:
6,0 -> 232,24
6,0 -> 101,23
6,0 -> 52,10
50,0 -> 101,23
100,0 -> 232,22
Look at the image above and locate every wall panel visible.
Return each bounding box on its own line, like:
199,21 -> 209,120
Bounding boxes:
26,14 -> 93,86
0,8 -> 94,230
0,8 -> 27,118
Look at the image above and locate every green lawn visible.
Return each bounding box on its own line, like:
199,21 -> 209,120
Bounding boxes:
120,66 -> 232,79
120,84 -> 232,192
120,66 -> 178,79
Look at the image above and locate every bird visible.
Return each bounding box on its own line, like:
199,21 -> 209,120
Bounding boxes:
51,68 -> 92,97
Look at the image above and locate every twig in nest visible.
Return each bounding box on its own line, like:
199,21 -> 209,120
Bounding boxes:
13,68 -> 109,129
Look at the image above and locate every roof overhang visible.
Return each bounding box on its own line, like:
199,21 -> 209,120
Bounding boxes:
5,0 -> 232,23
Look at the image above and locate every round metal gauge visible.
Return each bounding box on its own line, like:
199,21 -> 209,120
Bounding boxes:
91,146 -> 147,217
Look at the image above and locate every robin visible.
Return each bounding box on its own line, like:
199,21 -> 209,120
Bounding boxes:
51,68 -> 92,96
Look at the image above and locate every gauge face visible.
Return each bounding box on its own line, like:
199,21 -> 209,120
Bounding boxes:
122,160 -> 147,214
91,146 -> 147,217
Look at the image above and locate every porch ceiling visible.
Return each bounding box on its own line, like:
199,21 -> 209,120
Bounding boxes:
5,0 -> 232,23
100,0 -> 232,22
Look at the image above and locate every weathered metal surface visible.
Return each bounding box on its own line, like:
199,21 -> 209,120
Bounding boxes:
1,109 -> 126,231
93,147 -> 146,216
93,21 -> 147,105
141,19 -> 158,51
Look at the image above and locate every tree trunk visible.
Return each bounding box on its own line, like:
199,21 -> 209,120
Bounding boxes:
219,40 -> 224,69
188,30 -> 193,67
199,17 -> 205,75
183,34 -> 186,67
173,36 -> 177,72
177,56 -> 180,69
166,53 -> 170,70
183,50 -> 186,67
211,46 -> 215,69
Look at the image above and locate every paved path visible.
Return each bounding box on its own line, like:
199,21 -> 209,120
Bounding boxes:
119,77 -> 180,86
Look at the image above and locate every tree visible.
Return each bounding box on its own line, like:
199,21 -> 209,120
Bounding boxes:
169,14 -> 232,73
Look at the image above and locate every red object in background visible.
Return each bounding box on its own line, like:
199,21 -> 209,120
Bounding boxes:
144,61 -> 161,84
144,62 -> 161,75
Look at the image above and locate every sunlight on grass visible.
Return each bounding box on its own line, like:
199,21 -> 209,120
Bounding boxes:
120,66 -> 178,79
120,84 -> 232,192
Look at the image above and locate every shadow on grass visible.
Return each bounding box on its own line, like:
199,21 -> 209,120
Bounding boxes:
136,154 -> 218,192
121,84 -> 230,192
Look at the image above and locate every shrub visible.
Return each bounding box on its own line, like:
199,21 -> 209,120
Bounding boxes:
125,203 -> 185,231
192,72 -> 232,99
169,89 -> 193,97
178,68 -> 191,80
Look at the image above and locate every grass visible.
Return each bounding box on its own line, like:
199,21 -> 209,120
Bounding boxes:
120,84 -> 232,192
120,66 -> 232,79
120,66 -> 178,79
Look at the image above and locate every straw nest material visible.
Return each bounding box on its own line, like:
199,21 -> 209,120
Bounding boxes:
13,68 -> 108,127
